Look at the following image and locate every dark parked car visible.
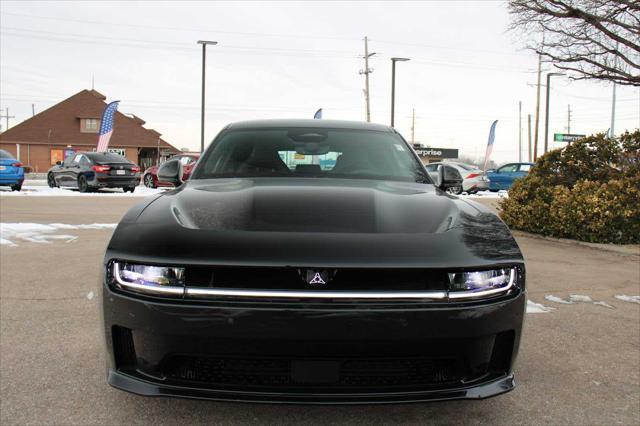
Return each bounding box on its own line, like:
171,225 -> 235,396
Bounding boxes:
102,119 -> 525,404
142,153 -> 199,188
0,149 -> 25,191
47,152 -> 140,193
487,162 -> 534,191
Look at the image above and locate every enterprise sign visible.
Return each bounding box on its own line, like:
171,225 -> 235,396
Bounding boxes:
414,147 -> 459,159
554,133 -> 586,143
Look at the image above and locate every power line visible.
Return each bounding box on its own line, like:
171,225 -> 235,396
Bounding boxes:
1,11 -> 361,42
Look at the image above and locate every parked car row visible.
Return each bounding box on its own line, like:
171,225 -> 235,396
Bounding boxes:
3,146 -> 534,194
425,161 -> 535,194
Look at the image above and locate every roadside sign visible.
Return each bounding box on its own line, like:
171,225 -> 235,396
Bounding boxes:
414,147 -> 459,159
554,133 -> 585,143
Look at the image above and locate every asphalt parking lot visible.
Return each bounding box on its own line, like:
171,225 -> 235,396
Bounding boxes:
1,194 -> 639,425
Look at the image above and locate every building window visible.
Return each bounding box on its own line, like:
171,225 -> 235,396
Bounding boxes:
81,118 -> 100,133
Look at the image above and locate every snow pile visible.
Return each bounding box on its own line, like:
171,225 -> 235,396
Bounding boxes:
615,295 -> 640,305
545,294 -> 616,309
0,223 -> 117,246
545,295 -> 573,304
0,185 -> 166,197
593,301 -> 615,309
459,190 -> 509,199
527,300 -> 555,313
568,294 -> 593,303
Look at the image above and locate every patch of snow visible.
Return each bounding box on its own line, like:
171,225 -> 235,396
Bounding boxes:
1,223 -> 117,246
546,293 -> 617,309
568,294 -> 593,303
544,295 -> 574,304
459,190 -> 508,199
0,237 -> 17,247
615,295 -> 640,305
527,300 -> 555,313
0,185 -> 167,197
593,301 -> 615,309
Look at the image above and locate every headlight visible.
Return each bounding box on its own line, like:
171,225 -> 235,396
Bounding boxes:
112,261 -> 185,296
448,268 -> 516,300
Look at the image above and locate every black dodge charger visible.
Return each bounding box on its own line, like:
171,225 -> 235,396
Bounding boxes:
102,119 -> 526,404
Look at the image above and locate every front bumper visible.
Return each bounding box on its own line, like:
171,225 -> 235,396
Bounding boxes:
102,281 -> 525,404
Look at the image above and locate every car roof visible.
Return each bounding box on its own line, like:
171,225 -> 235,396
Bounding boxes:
225,119 -> 394,132
0,149 -> 16,159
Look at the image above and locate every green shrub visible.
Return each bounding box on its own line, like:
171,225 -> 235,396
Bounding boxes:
500,130 -> 640,244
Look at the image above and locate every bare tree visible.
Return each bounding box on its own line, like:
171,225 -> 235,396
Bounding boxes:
509,0 -> 640,86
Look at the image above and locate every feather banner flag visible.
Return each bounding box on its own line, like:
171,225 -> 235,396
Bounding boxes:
482,120 -> 498,171
313,108 -> 323,119
96,101 -> 120,152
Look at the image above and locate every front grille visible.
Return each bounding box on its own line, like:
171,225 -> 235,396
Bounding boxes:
185,266 -> 448,292
162,355 -> 467,391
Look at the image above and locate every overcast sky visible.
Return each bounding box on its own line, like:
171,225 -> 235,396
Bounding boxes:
1,0 -> 639,164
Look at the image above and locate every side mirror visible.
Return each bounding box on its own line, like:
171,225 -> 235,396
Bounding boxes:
157,159 -> 184,186
437,165 -> 463,191
56,161 -> 62,166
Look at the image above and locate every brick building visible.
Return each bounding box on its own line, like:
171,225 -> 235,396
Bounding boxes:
0,89 -> 180,172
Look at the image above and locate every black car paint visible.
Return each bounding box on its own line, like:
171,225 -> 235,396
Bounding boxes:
102,120 -> 525,404
48,152 -> 140,191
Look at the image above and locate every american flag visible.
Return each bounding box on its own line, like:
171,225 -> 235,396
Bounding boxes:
482,120 -> 498,171
96,101 -> 120,152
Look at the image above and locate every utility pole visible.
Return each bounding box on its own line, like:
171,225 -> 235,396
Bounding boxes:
533,52 -> 543,161
411,108 -> 415,144
0,108 -> 15,131
197,40 -> 218,153
359,36 -> 375,122
390,57 -> 410,127
518,101 -> 522,162
527,114 -> 532,162
610,41 -> 619,138
544,72 -> 564,154
567,104 -> 571,133
610,81 -> 617,137
32,104 -> 35,117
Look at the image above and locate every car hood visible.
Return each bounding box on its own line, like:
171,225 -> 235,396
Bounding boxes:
108,178 -> 523,268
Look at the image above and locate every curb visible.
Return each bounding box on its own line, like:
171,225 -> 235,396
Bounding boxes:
512,230 -> 640,256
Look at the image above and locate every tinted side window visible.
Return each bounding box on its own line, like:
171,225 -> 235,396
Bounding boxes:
80,156 -> 92,167
499,164 -> 518,173
0,149 -> 14,159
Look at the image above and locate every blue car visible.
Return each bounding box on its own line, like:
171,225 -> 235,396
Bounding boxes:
0,149 -> 25,191
486,162 -> 534,191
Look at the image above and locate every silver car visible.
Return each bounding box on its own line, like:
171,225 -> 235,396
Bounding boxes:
425,162 -> 489,194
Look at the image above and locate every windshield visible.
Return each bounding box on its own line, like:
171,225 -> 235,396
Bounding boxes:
0,150 -> 14,160
193,127 -> 431,183
86,152 -> 130,164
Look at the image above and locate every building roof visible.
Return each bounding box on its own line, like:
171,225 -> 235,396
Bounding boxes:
0,89 -> 179,152
226,119 -> 395,132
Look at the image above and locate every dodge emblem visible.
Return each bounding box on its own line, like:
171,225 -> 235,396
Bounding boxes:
299,269 -> 335,286
309,273 -> 326,285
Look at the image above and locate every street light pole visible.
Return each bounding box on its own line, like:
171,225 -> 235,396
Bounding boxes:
390,57 -> 410,127
544,72 -> 564,154
197,40 -> 218,153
